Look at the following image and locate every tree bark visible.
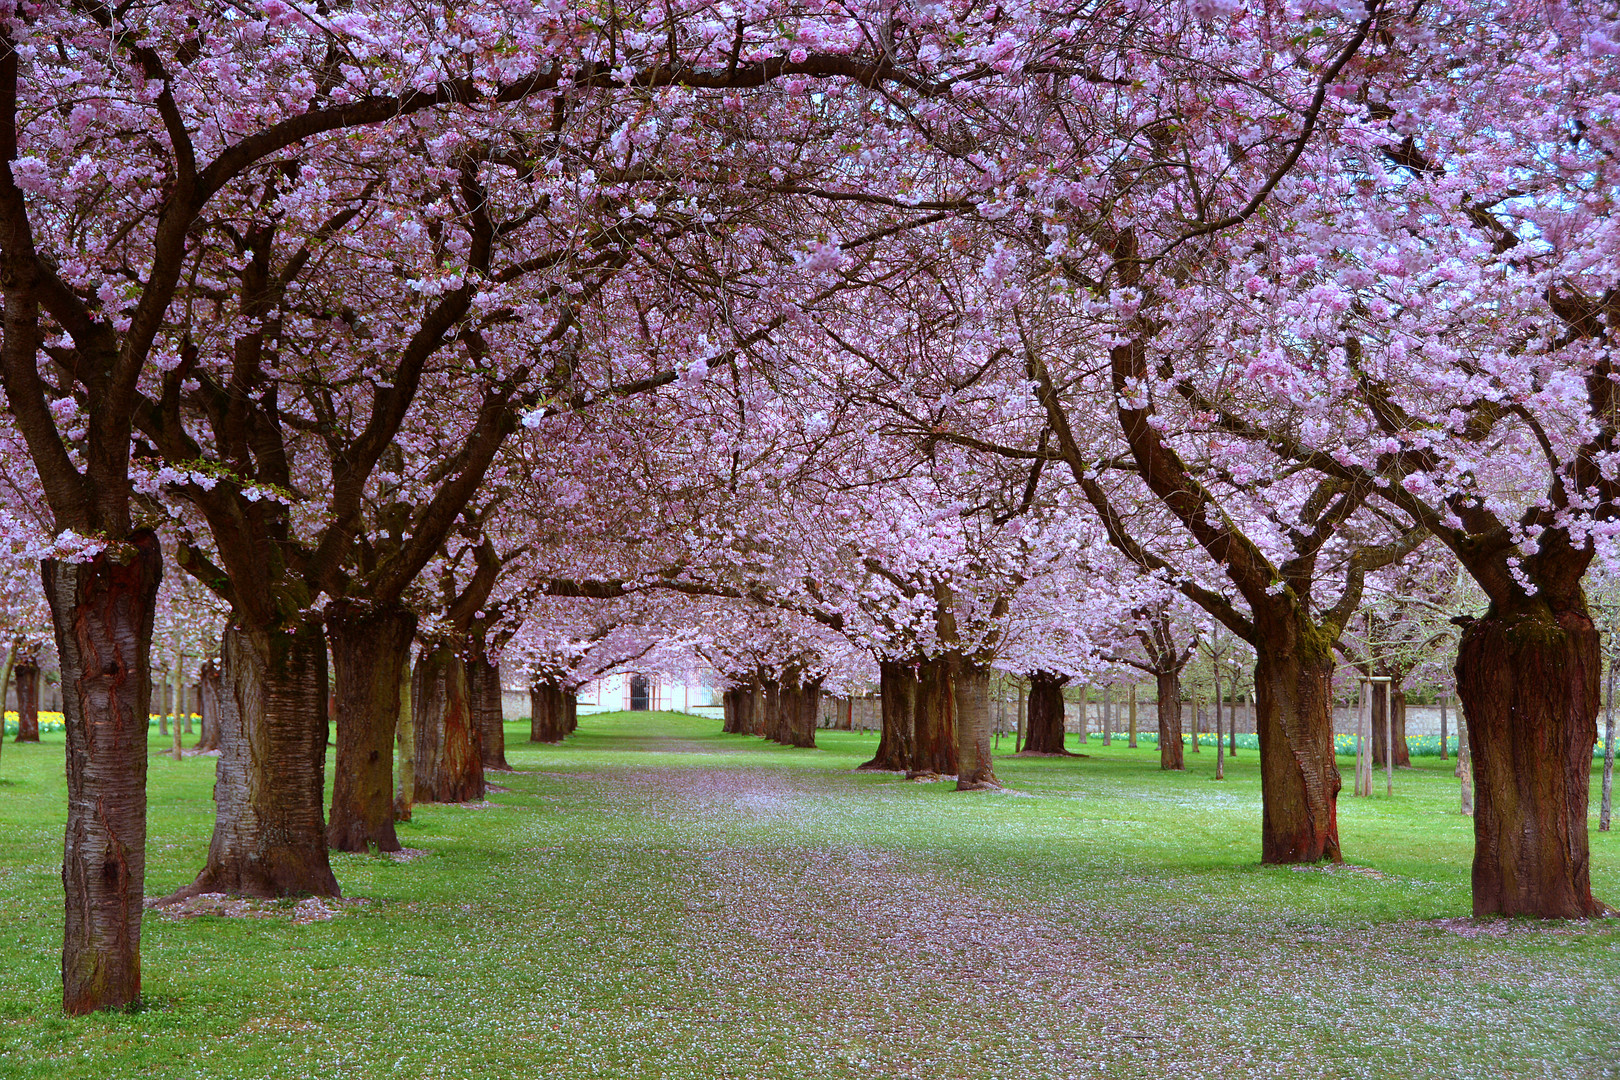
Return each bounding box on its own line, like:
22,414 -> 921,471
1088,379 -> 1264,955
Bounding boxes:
394,658 -> 414,822
325,599 -> 416,853
1454,602 -> 1605,917
195,660 -> 221,751
911,656 -> 958,777
1156,671 -> 1185,770
12,650 -> 39,741
468,648 -> 511,771
45,531 -> 161,1015
413,642 -> 484,803
170,618 -> 341,899
954,661 -> 997,789
1371,686 -> 1412,768
1021,670 -> 1072,755
1253,625 -> 1342,864
529,680 -> 566,743
859,660 -> 914,771
762,678 -> 784,743
785,675 -> 820,749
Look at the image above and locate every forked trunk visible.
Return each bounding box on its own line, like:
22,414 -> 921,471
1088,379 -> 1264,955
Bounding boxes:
325,600 -> 416,853
1021,670 -> 1070,755
1454,602 -> 1604,918
1253,624 -> 1341,864
859,660 -> 914,771
468,650 -> 511,770
529,680 -> 566,743
195,661 -> 221,751
13,654 -> 39,741
413,642 -> 484,803
911,656 -> 958,777
1156,670 -> 1184,770
954,661 -> 996,789
1371,686 -> 1412,768
171,618 -> 340,899
45,532 -> 162,1015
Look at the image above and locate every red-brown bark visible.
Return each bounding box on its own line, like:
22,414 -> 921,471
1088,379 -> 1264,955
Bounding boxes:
1371,687 -> 1412,768
45,531 -> 161,1015
194,660 -> 221,752
413,642 -> 484,803
911,656 -> 958,777
1454,603 -> 1605,917
12,648 -> 38,742
326,599 -> 416,853
1156,671 -> 1185,771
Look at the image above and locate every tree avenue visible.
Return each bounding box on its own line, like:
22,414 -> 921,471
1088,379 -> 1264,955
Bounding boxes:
0,0 -> 1613,1018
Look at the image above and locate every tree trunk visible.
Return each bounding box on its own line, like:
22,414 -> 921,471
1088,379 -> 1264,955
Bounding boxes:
170,618 -> 341,900
13,652 -> 39,742
730,681 -> 756,738
1156,671 -> 1185,770
911,656 -> 958,777
195,660 -> 222,751
394,658 -> 414,822
786,676 -> 820,749
563,689 -> 578,734
760,677 -> 784,744
325,599 -> 416,853
529,681 -> 566,743
1253,627 -> 1342,864
413,642 -> 484,803
1371,686 -> 1412,768
1439,692 -> 1449,761
722,687 -> 739,733
1021,670 -> 1072,755
859,660 -> 914,771
1453,602 -> 1604,918
468,649 -> 511,771
1602,654 -> 1615,832
0,638 -> 13,771
954,661 -> 996,789
1128,684 -> 1138,748
44,532 -> 162,1015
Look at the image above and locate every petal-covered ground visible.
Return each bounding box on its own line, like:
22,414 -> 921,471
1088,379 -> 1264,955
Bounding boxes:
0,711 -> 1615,1079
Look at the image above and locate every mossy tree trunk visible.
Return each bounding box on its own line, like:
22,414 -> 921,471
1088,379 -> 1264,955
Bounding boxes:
1454,601 -> 1604,917
1254,618 -> 1341,865
325,599 -> 416,853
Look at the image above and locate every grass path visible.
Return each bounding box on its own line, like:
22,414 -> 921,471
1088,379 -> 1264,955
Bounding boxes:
0,711 -> 1616,1078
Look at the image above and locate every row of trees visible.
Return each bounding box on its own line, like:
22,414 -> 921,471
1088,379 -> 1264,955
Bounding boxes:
1,0 -> 1616,1015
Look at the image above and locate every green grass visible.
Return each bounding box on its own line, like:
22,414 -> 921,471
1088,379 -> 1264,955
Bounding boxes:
0,712 -> 1616,1079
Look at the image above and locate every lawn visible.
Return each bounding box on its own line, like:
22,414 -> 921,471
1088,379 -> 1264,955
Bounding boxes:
0,712 -> 1616,1079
